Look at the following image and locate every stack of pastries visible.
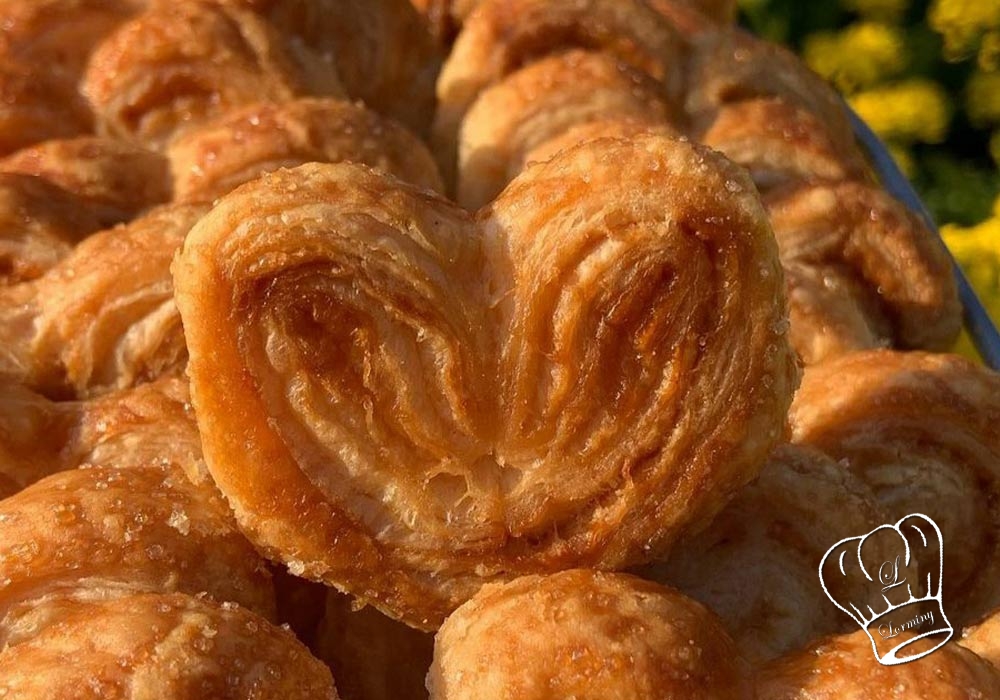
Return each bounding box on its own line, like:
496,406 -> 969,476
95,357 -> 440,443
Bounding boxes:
0,0 -> 996,698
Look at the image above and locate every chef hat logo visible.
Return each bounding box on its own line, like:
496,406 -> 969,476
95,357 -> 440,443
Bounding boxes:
819,513 -> 953,666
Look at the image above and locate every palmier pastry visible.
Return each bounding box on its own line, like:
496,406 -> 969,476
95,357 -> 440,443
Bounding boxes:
456,50 -> 676,208
768,183 -> 961,364
685,29 -> 854,145
960,606 -> 1000,670
173,135 -> 797,627
697,98 -> 870,192
790,351 -> 1000,625
0,0 -> 142,81
638,444 -> 887,663
230,0 -> 441,137
316,592 -> 434,700
0,202 -> 205,397
429,570 -> 751,700
0,60 -> 93,156
520,118 -> 680,170
756,629 -> 1000,699
0,376 -> 201,492
0,173 -> 103,287
168,98 -> 444,204
82,0 -> 343,149
0,593 -> 338,699
0,137 -> 171,226
434,0 -> 683,182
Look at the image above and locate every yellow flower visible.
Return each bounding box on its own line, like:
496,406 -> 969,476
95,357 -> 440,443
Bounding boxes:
929,0 -> 1000,60
967,70 -> 1000,127
943,208 -> 1000,360
979,29 -> 1000,70
849,79 -> 952,143
843,0 -> 910,22
803,22 -> 908,93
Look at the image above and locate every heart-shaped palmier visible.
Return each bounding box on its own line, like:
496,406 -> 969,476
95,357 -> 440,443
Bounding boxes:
173,134 -> 798,627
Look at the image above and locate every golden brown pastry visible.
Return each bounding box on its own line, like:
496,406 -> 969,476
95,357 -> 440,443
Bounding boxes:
231,0 -> 441,137
790,351 -> 1000,626
697,98 -> 870,192
0,173 -> 103,287
429,570 -> 752,700
961,607 -> 1000,670
0,593 -> 338,699
434,0 -> 683,182
0,60 -> 93,156
768,182 -> 961,364
0,202 -> 206,397
638,444 -> 887,663
316,592 -> 434,700
0,137 -> 171,226
520,118 -> 680,169
0,0 -> 142,81
173,135 -> 798,627
756,629 -> 1000,699
685,28 -> 854,149
82,0 -> 343,149
456,50 -> 676,208
167,98 -> 444,204
0,376 -> 202,492
0,465 -> 275,647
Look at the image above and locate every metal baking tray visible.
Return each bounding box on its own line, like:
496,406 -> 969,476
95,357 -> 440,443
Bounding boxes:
849,109 -> 1000,370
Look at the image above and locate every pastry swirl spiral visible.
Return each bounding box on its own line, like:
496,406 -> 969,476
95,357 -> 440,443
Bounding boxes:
173,134 -> 797,627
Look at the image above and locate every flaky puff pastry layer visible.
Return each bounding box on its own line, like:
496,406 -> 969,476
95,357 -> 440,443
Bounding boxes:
316,592 -> 434,700
0,465 -> 275,650
173,135 -> 798,627
429,570 -> 751,700
0,60 -> 93,157
756,629 -> 1000,700
433,0 -> 683,182
520,118 -> 680,169
82,0 -> 344,149
0,593 -> 338,699
0,173 -> 103,287
168,98 -> 444,204
0,137 -> 171,227
0,202 -> 206,398
791,351 -> 1000,626
0,376 -> 202,492
768,182 -> 961,363
227,0 -> 441,137
456,50 -> 677,209
0,0 -> 142,81
639,444 -> 887,663
960,606 -> 1000,671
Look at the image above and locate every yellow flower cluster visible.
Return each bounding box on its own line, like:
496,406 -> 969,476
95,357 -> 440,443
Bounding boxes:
943,197 -> 1000,356
967,70 -> 1000,127
804,22 -> 908,92
842,0 -> 910,22
849,78 -> 952,143
928,0 -> 1000,60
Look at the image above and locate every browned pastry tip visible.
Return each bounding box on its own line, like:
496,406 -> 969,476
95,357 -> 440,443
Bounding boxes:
767,181 -> 961,363
0,60 -> 93,157
167,98 -> 444,204
316,592 -> 434,700
173,135 -> 797,627
0,0 -> 143,81
521,117 -> 681,169
0,202 -> 207,398
227,0 -> 441,137
456,49 -> 676,208
0,593 -> 338,699
0,173 -> 103,287
756,629 -> 1000,699
686,28 -> 854,148
0,137 -> 171,226
82,0 -> 343,150
429,570 -> 752,700
961,607 -> 1000,671
698,97 -> 870,192
0,376 -> 204,492
790,350 -> 1000,625
0,465 -> 275,650
639,444 -> 888,663
434,0 -> 684,182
